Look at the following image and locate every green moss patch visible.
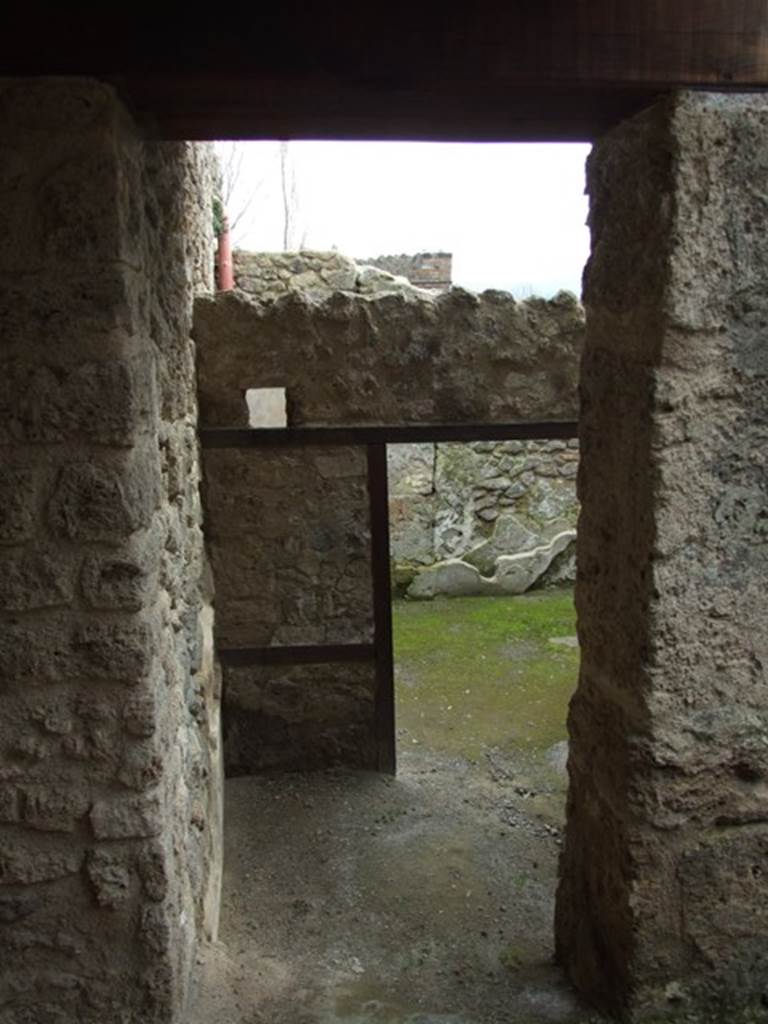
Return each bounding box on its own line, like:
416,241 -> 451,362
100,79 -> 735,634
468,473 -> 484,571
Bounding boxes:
393,589 -> 578,762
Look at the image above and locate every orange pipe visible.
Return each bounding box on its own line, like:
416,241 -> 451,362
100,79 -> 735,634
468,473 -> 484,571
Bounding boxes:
217,214 -> 234,291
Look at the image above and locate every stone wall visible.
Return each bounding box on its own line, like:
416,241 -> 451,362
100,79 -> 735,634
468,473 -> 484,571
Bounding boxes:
232,248 -> 439,301
197,286 -> 583,427
195,282 -> 582,776
355,251 -> 453,290
233,249 -> 358,298
556,92 -> 768,1020
0,79 -> 220,1023
202,444 -> 375,774
388,438 -> 579,596
230,251 -> 583,597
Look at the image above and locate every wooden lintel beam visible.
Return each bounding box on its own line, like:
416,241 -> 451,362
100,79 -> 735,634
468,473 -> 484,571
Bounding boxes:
199,422 -> 579,449
2,4 -> 767,141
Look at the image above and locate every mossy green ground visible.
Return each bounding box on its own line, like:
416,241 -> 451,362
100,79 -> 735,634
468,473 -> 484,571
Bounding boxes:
393,588 -> 579,762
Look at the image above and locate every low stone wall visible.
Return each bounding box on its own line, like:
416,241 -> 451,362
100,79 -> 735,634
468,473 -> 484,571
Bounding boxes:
197,285 -> 583,427
232,248 -> 439,302
233,249 -> 359,298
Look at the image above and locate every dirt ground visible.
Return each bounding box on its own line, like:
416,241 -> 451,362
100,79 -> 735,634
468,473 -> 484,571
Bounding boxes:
190,747 -> 597,1024
191,593 -> 597,1024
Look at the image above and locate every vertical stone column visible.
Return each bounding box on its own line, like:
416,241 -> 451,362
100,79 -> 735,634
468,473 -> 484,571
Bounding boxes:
556,92 -> 768,1019
0,80 -> 219,1023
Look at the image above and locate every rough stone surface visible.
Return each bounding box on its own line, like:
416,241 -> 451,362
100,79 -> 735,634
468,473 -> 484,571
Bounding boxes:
355,263 -> 432,296
0,357 -> 153,447
204,446 -> 372,648
233,249 -> 358,298
555,91 -> 768,1021
232,248 -> 445,302
387,442 -> 435,498
407,530 -> 575,599
201,443 -> 376,773
195,285 -> 583,427
0,466 -> 40,544
0,79 -> 220,1024
223,663 -> 377,775
47,455 -> 160,542
389,439 -> 580,594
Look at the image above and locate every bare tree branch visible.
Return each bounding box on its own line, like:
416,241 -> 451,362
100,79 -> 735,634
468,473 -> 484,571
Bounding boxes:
215,140 -> 308,250
217,141 -> 269,242
280,141 -> 291,251
279,141 -> 304,251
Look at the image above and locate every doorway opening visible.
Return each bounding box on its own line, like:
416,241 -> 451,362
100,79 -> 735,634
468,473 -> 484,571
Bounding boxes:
389,433 -> 579,768
193,139 -> 589,1024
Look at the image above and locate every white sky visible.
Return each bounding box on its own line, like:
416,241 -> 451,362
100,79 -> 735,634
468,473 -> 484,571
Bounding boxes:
219,141 -> 591,299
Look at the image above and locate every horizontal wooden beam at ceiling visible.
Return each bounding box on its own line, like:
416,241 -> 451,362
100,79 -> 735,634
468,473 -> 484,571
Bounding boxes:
120,78 -> 659,143
3,3 -> 767,140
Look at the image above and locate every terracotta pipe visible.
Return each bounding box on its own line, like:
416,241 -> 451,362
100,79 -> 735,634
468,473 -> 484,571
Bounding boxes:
217,214 -> 234,291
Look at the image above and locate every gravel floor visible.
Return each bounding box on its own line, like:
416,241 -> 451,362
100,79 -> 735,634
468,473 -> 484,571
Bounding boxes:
190,743 -> 596,1024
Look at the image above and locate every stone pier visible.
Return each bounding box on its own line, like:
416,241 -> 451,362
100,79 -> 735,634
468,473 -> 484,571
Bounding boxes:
556,92 -> 768,1020
0,80 -> 221,1023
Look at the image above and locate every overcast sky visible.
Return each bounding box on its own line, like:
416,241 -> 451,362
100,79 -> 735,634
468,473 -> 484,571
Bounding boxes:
219,141 -> 591,299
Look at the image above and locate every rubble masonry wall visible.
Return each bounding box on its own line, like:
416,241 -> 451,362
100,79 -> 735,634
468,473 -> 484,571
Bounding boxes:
0,79 -> 220,1023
